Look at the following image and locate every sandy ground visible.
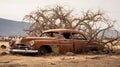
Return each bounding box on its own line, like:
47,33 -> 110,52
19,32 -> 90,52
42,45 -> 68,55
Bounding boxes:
0,41 -> 120,67
0,54 -> 120,67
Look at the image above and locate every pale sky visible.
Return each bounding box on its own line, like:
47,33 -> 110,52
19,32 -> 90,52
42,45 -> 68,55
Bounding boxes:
0,0 -> 120,30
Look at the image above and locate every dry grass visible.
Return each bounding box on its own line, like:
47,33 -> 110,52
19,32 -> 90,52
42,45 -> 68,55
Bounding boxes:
102,40 -> 120,54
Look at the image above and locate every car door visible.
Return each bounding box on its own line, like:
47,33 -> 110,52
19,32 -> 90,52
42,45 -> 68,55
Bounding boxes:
58,32 -> 74,54
72,33 -> 88,53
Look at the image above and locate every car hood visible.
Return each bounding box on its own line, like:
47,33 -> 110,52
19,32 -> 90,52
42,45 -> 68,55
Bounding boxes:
14,37 -> 57,44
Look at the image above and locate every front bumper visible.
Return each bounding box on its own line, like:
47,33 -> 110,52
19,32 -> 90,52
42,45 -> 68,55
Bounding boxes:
10,49 -> 38,53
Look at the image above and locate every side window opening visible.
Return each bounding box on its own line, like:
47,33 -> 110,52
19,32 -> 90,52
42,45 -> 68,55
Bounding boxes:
40,32 -> 52,37
72,33 -> 86,40
53,33 -> 65,39
63,33 -> 71,39
41,32 -> 59,37
46,32 -> 53,37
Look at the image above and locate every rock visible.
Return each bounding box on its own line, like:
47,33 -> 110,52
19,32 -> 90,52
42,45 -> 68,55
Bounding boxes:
51,62 -> 55,65
66,52 -> 75,56
0,52 -> 8,56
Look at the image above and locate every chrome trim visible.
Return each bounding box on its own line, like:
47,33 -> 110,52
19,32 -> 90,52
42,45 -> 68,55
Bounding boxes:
10,49 -> 38,53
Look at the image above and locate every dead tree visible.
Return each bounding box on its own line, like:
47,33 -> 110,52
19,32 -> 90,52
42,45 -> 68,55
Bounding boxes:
23,5 -> 119,54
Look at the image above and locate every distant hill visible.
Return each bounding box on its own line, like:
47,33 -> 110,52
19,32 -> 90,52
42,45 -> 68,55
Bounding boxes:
0,18 -> 31,36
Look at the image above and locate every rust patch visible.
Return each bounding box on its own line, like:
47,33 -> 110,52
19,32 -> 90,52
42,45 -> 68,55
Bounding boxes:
50,45 -> 60,54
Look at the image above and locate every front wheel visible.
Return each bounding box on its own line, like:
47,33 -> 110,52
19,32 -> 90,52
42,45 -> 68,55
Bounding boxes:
38,47 -> 48,55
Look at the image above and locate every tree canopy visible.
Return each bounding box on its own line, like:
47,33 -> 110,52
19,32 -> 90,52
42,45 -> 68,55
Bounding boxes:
23,5 -> 114,37
23,5 -> 120,53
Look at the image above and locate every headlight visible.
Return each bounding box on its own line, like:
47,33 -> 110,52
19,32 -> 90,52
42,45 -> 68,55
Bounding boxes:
29,40 -> 34,46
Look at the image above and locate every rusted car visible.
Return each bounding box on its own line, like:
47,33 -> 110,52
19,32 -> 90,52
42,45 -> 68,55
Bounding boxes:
10,29 -> 100,55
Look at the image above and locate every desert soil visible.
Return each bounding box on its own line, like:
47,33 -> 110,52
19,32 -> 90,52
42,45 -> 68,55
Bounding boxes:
0,54 -> 120,67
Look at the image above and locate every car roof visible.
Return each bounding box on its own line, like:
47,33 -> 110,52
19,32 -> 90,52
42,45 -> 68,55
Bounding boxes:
43,29 -> 80,33
43,29 -> 89,39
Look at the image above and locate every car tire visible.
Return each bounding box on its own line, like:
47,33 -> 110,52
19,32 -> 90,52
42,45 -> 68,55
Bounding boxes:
38,47 -> 48,55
